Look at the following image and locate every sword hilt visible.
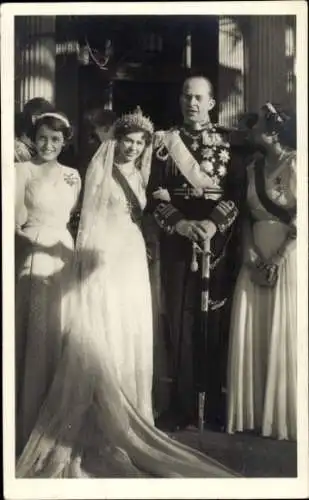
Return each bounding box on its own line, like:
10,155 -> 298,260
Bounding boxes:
191,239 -> 211,272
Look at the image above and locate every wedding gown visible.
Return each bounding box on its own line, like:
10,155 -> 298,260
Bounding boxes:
227,152 -> 297,440
16,151 -> 239,478
15,161 -> 81,456
95,167 -> 154,423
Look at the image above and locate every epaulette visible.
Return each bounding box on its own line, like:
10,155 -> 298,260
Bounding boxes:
213,124 -> 232,136
153,128 -> 176,161
217,125 -> 229,132
153,130 -> 167,150
153,127 -> 179,149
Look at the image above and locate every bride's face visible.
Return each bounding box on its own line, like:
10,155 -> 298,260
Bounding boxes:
116,132 -> 146,163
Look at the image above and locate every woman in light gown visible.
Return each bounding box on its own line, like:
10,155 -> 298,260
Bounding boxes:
16,107 -> 239,479
227,103 -> 297,441
15,111 -> 81,457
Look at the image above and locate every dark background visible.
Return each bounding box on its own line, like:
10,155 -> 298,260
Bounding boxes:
72,16 -> 219,128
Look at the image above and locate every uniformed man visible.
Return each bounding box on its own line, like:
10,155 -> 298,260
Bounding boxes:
146,75 -> 247,431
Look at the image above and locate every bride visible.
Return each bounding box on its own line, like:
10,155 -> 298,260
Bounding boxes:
16,107 -> 238,478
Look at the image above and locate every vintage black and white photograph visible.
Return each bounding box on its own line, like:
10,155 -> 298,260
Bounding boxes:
2,2 -> 308,499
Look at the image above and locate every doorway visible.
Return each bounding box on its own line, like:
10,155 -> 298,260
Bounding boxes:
113,80 -> 183,129
77,16 -> 219,129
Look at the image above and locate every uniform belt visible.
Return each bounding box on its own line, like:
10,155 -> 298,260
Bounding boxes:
172,186 -> 223,201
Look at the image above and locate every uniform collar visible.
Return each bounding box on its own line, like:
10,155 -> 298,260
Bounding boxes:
182,121 -> 214,135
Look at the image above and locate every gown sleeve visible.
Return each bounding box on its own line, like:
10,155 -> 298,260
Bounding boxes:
288,153 -> 297,237
272,153 -> 297,261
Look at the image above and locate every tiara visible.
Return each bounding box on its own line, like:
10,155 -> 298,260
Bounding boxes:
33,112 -> 71,128
114,106 -> 154,134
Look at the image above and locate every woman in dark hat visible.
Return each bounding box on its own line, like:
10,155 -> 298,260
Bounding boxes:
227,103 -> 297,441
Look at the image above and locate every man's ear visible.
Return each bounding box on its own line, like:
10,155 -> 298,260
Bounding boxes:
209,98 -> 216,111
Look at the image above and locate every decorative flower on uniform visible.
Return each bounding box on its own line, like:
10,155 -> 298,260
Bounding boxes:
202,134 -> 215,147
219,149 -> 230,163
212,133 -> 224,146
218,165 -> 227,177
180,125 -> 231,190
202,147 -> 214,160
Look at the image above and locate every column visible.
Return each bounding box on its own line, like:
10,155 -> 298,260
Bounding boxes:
15,16 -> 56,111
55,38 -> 79,146
184,31 -> 192,70
55,23 -> 80,165
218,16 -> 246,127
284,16 -> 296,112
245,16 -> 289,112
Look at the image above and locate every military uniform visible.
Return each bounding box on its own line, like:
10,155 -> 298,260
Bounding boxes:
146,122 -> 247,430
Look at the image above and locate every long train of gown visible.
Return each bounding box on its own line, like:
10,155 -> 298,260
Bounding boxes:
15,162 -> 80,456
227,156 -> 297,440
16,166 -> 239,478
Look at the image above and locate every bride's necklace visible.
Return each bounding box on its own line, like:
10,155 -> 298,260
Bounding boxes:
181,128 -> 200,151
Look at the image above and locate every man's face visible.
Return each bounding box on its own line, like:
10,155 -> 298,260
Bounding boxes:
180,78 -> 215,124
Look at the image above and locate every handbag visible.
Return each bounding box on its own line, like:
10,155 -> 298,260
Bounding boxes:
248,259 -> 278,288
